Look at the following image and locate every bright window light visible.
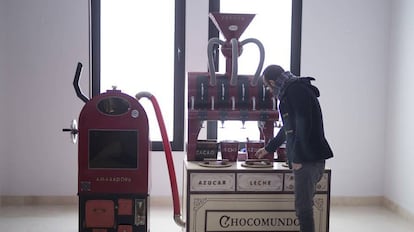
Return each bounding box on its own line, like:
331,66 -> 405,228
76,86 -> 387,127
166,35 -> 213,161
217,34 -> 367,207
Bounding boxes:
100,0 -> 175,141
216,0 -> 291,142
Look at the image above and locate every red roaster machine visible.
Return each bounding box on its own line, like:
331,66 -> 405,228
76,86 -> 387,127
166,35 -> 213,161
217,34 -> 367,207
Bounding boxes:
187,12 -> 282,163
63,63 -> 185,232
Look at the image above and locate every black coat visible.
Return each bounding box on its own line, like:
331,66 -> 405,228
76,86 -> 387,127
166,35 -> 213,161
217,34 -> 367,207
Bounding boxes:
265,77 -> 333,164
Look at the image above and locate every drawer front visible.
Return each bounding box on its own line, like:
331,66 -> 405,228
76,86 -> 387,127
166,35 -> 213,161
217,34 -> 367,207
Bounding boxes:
85,200 -> 115,228
190,173 -> 235,192
284,172 -> 329,192
237,173 -> 283,192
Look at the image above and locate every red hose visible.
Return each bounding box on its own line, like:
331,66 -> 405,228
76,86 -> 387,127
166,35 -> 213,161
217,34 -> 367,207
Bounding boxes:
136,92 -> 184,227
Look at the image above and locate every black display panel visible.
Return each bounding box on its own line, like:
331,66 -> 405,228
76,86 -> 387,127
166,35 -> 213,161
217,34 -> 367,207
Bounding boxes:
89,130 -> 138,169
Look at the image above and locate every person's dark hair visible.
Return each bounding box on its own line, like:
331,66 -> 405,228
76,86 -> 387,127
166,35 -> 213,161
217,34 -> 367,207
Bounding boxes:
262,65 -> 285,81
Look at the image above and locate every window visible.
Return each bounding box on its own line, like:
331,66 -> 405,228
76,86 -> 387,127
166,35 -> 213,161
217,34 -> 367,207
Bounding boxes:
207,0 -> 302,141
91,0 -> 301,150
90,0 -> 185,151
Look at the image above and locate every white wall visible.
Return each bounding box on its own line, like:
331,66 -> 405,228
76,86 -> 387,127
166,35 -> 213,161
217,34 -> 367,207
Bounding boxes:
0,0 -> 186,198
385,0 -> 414,215
301,0 -> 390,196
0,0 -> 413,216
0,0 -> 89,195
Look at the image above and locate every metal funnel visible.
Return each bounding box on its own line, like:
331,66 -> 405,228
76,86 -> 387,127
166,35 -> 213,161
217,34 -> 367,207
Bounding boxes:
207,12 -> 264,87
209,12 -> 255,41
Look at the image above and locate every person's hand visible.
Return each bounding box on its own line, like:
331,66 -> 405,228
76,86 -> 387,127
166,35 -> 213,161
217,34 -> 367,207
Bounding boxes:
292,162 -> 302,170
255,147 -> 268,159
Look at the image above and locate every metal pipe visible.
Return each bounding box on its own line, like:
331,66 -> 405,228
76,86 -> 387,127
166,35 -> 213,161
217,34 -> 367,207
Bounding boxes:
207,38 -> 224,86
221,83 -> 225,100
191,96 -> 195,110
240,38 -> 265,86
201,83 -> 205,101
252,97 -> 256,111
230,38 -> 239,86
241,83 -> 245,101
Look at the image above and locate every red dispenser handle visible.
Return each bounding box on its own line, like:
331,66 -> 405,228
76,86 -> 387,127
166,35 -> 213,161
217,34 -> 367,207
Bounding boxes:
135,92 -> 185,228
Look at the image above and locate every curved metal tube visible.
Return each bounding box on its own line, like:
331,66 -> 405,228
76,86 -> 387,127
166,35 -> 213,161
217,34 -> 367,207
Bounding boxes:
240,38 -> 265,86
174,215 -> 186,228
73,62 -> 89,103
135,91 -> 186,228
230,38 -> 239,86
135,91 -> 153,100
207,38 -> 224,86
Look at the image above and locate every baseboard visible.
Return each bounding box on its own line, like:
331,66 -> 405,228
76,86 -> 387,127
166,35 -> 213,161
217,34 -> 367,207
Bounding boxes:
1,195 -> 413,221
0,196 -> 78,206
331,196 -> 414,222
330,196 -> 384,206
0,195 -> 173,207
383,197 -> 414,222
149,196 -> 175,207
0,195 -> 396,207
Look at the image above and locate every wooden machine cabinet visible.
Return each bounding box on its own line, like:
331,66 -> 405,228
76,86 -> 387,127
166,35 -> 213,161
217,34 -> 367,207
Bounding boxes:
182,161 -> 331,232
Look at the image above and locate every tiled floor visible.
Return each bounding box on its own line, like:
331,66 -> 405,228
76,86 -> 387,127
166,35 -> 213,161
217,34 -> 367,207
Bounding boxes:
0,203 -> 413,231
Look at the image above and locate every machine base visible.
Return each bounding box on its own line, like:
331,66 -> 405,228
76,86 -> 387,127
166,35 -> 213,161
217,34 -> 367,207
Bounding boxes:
183,160 -> 331,232
78,194 -> 149,232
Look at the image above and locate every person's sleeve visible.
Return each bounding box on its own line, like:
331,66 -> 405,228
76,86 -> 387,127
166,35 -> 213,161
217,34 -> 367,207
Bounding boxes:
264,126 -> 286,153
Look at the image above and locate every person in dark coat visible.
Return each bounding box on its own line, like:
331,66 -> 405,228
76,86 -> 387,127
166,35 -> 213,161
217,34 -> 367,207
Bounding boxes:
255,65 -> 333,232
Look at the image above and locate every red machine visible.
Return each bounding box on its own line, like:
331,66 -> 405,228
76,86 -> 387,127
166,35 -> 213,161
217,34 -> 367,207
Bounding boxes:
78,89 -> 149,232
63,63 -> 184,232
187,13 -> 279,161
